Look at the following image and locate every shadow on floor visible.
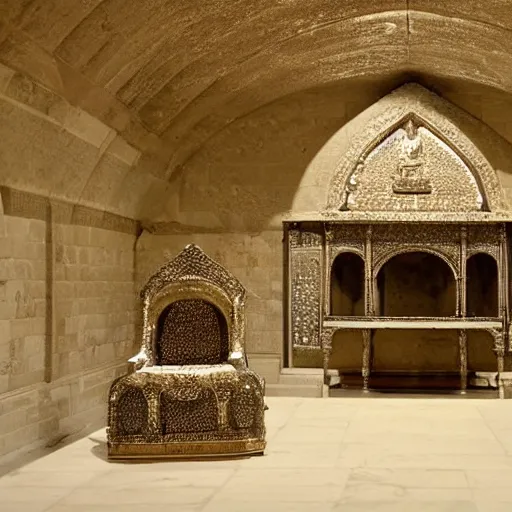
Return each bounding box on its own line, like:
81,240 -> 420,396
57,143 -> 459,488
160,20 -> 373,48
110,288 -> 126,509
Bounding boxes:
0,424 -> 105,477
89,437 -> 109,462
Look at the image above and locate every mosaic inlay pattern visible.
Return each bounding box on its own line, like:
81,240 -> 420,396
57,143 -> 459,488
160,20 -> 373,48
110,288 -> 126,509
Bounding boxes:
290,249 -> 321,348
157,299 -> 229,365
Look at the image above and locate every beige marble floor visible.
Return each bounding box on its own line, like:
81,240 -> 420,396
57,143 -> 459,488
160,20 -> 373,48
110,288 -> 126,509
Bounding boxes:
1,396 -> 512,511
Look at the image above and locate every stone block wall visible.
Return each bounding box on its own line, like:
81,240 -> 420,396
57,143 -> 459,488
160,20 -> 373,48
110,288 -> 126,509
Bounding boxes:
0,216 -> 47,396
0,203 -> 137,459
0,60 -> 145,459
53,224 -> 136,380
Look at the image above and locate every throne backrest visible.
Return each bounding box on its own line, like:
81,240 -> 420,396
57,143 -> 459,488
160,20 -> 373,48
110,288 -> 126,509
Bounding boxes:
140,244 -> 247,367
156,299 -> 229,365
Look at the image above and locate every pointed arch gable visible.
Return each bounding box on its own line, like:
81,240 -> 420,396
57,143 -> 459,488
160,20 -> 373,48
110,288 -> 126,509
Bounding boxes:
292,83 -> 508,215
327,85 -> 504,212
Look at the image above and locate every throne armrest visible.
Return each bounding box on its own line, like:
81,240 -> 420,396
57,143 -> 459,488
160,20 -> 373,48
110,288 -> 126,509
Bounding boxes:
227,351 -> 247,370
128,349 -> 148,370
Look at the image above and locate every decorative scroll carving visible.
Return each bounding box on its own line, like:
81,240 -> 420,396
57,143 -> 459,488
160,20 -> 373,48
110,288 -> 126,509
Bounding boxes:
139,245 -> 246,368
373,247 -> 459,280
291,250 -> 322,348
329,246 -> 364,267
468,224 -> 501,244
326,225 -> 365,293
142,244 -> 245,304
467,224 -> 501,260
467,247 -> 499,260
326,224 -> 366,250
372,223 -> 460,244
371,224 -> 461,276
289,229 -> 322,248
109,371 -> 265,444
339,117 -> 484,212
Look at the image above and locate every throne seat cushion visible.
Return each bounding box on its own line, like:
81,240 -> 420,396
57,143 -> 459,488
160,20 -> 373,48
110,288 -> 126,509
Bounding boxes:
137,364 -> 236,376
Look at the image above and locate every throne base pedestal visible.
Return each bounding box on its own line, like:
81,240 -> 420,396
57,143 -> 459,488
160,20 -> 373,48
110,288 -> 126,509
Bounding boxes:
108,439 -> 266,460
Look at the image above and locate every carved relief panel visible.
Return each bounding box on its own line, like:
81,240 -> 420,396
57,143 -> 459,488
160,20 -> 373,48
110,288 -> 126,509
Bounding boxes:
288,227 -> 322,349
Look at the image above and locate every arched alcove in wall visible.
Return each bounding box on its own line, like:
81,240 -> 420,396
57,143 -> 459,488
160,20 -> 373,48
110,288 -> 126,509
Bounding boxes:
466,253 -> 499,317
286,82 -> 512,383
330,252 -> 365,316
375,251 -> 457,317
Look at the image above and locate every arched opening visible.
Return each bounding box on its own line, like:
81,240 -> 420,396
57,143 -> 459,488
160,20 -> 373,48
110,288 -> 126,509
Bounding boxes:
376,252 -> 456,317
330,252 -> 365,316
466,253 -> 499,317
156,299 -> 229,365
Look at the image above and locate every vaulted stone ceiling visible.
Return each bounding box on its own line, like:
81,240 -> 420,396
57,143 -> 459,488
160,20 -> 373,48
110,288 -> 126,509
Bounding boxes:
1,1 -> 512,219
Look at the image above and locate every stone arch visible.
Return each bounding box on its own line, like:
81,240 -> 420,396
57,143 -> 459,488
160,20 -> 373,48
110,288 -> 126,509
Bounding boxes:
373,247 -> 459,281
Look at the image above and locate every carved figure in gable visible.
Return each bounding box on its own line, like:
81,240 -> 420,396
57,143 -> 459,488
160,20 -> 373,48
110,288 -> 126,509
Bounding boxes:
393,119 -> 432,195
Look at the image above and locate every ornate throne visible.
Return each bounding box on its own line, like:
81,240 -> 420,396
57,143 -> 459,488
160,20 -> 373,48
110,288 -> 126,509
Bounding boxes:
107,244 -> 266,459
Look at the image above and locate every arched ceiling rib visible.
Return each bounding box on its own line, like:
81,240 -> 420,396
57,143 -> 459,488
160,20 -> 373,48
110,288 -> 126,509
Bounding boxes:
1,1 -> 512,218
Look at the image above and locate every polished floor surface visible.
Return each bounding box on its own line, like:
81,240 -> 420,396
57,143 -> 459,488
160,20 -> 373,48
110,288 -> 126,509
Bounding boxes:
1,396 -> 512,511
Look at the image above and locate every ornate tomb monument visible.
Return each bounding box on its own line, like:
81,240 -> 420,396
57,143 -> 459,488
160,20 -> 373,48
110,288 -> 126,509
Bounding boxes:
285,100 -> 512,397
107,244 -> 266,459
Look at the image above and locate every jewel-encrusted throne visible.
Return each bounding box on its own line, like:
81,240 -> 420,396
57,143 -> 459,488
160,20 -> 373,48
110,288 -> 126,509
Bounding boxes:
107,244 -> 266,459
